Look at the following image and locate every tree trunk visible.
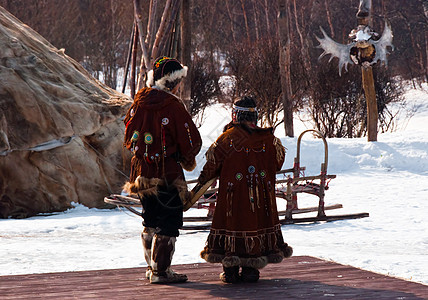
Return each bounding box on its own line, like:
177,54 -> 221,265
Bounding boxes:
133,0 -> 150,90
264,0 -> 271,37
107,0 -> 118,90
240,0 -> 251,42
278,0 -> 294,137
324,0 -> 334,38
130,22 -> 139,99
293,0 -> 312,81
151,0 -> 180,62
180,0 -> 191,110
424,1 -> 428,81
170,16 -> 180,58
122,22 -> 135,94
252,0 -> 260,41
134,0 -> 180,90
146,0 -> 159,53
155,1 -> 181,59
225,0 -> 237,44
133,0 -> 150,69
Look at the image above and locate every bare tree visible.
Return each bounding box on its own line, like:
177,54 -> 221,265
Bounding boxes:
131,0 -> 181,91
180,0 -> 192,109
1,0 -> 425,127
227,39 -> 283,129
277,0 -> 294,137
240,0 -> 251,42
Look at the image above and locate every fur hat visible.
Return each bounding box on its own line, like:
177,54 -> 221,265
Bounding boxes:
146,56 -> 188,90
232,96 -> 258,123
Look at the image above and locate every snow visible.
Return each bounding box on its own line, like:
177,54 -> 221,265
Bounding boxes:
1,83 -> 427,286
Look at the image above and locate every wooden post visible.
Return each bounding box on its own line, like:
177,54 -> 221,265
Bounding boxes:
357,3 -> 377,142
361,65 -> 378,141
317,163 -> 327,218
285,176 -> 294,219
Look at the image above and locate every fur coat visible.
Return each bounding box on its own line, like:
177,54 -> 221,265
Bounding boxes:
198,124 -> 292,269
123,87 -> 202,199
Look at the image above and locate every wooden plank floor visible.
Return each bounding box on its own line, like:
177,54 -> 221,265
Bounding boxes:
1,256 -> 427,299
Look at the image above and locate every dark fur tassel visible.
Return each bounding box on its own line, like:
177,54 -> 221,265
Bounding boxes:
122,176 -> 162,196
200,247 -> 224,263
282,244 -> 293,258
222,256 -> 241,268
240,256 -> 269,269
180,157 -> 197,171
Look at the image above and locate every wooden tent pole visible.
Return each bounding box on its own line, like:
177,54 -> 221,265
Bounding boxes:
130,22 -> 139,99
122,23 -> 135,94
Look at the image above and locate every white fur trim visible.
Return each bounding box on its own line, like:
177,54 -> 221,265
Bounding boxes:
146,69 -> 155,87
153,66 -> 188,90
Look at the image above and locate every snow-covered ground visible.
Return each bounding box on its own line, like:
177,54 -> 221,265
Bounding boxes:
1,83 -> 427,286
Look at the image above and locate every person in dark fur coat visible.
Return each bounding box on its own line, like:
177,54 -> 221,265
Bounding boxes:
197,96 -> 293,283
122,56 -> 202,284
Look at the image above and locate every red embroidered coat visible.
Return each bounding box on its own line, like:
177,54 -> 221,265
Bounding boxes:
199,124 -> 292,269
123,87 -> 202,186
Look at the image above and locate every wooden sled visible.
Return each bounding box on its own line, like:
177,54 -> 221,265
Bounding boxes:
104,129 -> 369,229
104,194 -> 142,216
275,129 -> 369,224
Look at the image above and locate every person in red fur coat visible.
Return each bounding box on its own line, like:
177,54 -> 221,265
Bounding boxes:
123,57 -> 202,284
197,96 -> 293,283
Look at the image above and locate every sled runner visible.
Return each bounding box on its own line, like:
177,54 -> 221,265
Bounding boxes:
105,129 -> 369,228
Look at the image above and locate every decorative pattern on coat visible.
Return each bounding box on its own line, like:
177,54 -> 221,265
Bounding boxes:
200,224 -> 292,269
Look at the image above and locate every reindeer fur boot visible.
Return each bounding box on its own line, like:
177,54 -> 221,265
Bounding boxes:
149,234 -> 188,284
241,266 -> 260,283
142,227 -> 156,279
220,266 -> 240,284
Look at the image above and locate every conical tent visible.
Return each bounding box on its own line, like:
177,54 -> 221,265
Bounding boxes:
0,6 -> 132,218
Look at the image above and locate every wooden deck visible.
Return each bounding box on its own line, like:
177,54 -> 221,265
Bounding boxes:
1,256 -> 427,299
